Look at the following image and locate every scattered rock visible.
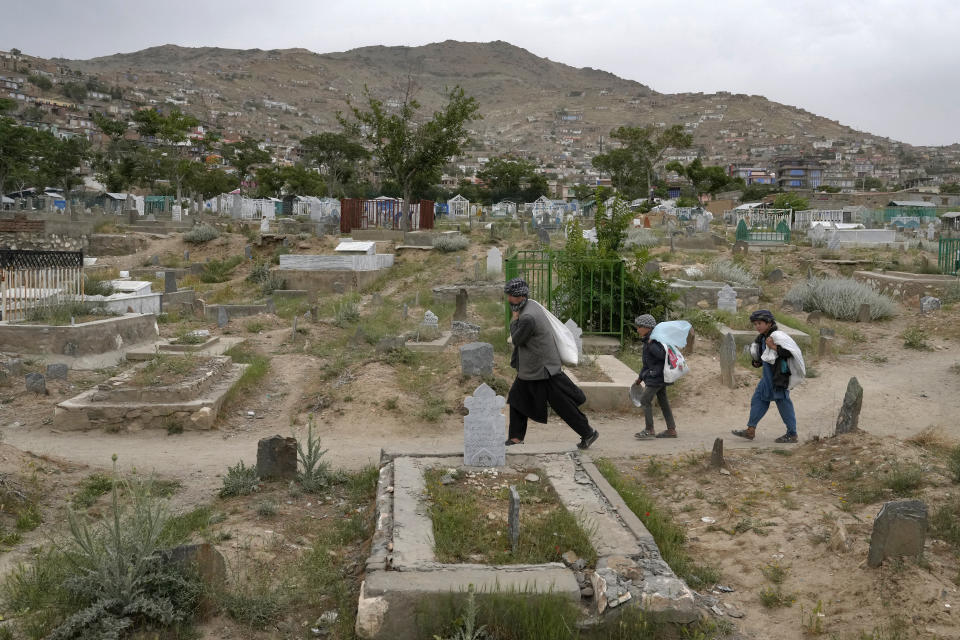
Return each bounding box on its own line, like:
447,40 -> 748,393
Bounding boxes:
719,468 -> 731,476
561,550 -> 579,566
580,586 -> 594,598
524,473 -> 540,483
868,500 -> 928,567
440,474 -> 455,485
486,511 -> 497,521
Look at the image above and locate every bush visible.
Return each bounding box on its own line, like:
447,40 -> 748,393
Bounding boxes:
200,255 -> 243,283
623,228 -> 659,249
784,277 -> 896,320
297,420 -> 334,493
433,233 -> 469,252
333,300 -> 360,327
705,259 -> 757,287
219,461 -> 260,498
183,224 -> 220,244
902,327 -> 931,351
83,275 -> 115,297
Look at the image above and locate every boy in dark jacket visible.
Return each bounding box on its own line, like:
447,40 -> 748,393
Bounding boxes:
632,314 -> 679,439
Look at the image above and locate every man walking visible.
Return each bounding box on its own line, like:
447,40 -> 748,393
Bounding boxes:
504,277 -> 599,450
632,314 -> 679,439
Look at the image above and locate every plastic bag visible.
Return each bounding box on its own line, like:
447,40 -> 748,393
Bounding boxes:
529,301 -> 579,366
662,344 -> 689,383
650,320 -> 692,348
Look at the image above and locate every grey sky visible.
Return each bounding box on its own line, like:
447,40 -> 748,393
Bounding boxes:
4,0 -> 958,146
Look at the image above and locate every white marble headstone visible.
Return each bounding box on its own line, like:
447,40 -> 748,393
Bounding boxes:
486,247 -> 503,275
422,310 -> 439,327
717,284 -> 738,313
463,383 -> 506,467
260,217 -> 270,232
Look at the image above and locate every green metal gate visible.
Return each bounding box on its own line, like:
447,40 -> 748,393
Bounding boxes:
504,250 -> 625,342
939,237 -> 960,275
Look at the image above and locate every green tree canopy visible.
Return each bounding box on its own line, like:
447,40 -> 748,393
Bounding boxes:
772,192 -> 810,211
592,125 -> 693,200
477,156 -> 548,203
222,139 -> 271,194
299,132 -> 369,196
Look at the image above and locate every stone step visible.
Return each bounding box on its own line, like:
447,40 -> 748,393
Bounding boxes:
581,335 -> 621,355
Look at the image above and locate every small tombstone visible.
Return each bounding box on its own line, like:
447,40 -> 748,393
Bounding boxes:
456,256 -> 462,267
720,332 -> 737,389
401,303 -> 408,320
371,292 -> 382,306
184,250 -> 190,261
669,233 -> 675,253
807,310 -> 824,324
643,216 -> 651,229
835,377 -> 863,435
3,359 -> 23,376
46,363 -> 68,380
717,284 -> 738,313
459,342 -> 494,377
819,327 -> 835,337
926,222 -> 936,241
265,297 -> 276,314
643,260 -> 660,275
25,372 -> 46,395
486,247 -> 503,275
291,316 -> 298,341
819,334 -> 834,358
420,310 -> 440,341
765,268 -> 784,283
857,303 -> 871,323
454,288 -> 468,321
244,245 -> 253,260
151,255 -> 159,266
351,326 -> 368,345
710,438 -> 725,468
164,271 -> 178,294
920,296 -> 941,313
217,306 -> 228,328
867,500 -> 928,568
414,291 -> 420,307
310,305 -> 319,322
282,236 -> 290,248
463,383 -> 506,467
165,543 -> 226,617
332,281 -> 345,294
451,321 -> 481,340
260,217 -> 270,233
807,266 -> 815,280
537,227 -> 551,246
474,261 -> 481,282
508,485 -> 520,553
256,435 -> 297,480
564,318 -> 583,356
521,221 -> 527,234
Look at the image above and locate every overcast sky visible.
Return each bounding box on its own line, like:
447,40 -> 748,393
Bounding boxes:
3,0 -> 958,146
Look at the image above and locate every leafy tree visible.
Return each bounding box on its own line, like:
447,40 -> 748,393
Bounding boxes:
0,117 -> 46,194
859,177 -> 884,191
299,131 -> 369,196
592,125 -> 693,200
740,184 -> 780,202
940,182 -> 960,195
187,168 -> 239,200
131,109 -> 200,205
39,136 -> 90,212
28,74 -> 52,90
93,112 -> 127,142
477,156 -> 548,203
279,165 -> 326,196
817,184 -> 842,193
222,139 -> 271,194
342,84 -> 480,230
772,192 -> 809,211
252,165 -> 283,198
0,98 -> 16,114
60,82 -> 87,102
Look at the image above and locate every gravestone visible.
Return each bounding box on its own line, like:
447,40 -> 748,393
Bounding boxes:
3,359 -> 23,376
260,217 -> 270,233
819,334 -> 834,358
643,260 -> 660,275
867,500 -> 928,568
351,327 -> 368,345
456,256 -> 462,267
835,377 -> 863,435
474,261 -> 482,281
537,227 -> 551,246
244,245 -> 253,260
151,255 -> 159,266
765,268 -> 784,283
401,303 -> 408,320
420,310 -> 440,340
291,316 -> 298,341
217,306 -> 228,328
564,319 -> 583,357
669,233 -> 675,253
643,216 -> 651,229
717,284 -> 738,313
463,383 -> 506,467
171,205 -> 182,222
164,271 -> 178,294
46,363 -> 68,380
454,289 -> 468,321
265,297 -> 276,314
25,372 -> 46,395
508,485 -> 520,553
809,225 -> 826,245
710,438 -> 725,468
459,342 -> 494,377
372,292 -> 382,306
332,281 -> 345,294
926,223 -> 936,241
920,296 -> 941,313
720,332 -> 737,389
487,247 -> 502,275
256,435 -> 297,480
451,321 -> 481,340
857,304 -> 871,323
282,236 -> 290,247
414,291 -> 420,308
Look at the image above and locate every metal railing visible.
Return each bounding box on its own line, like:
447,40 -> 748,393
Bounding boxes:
736,219 -> 791,243
504,250 -> 625,342
340,198 -> 435,232
0,250 -> 84,322
938,238 -> 960,276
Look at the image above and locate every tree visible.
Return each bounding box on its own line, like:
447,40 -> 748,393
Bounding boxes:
279,165 -> 326,197
299,132 -> 369,197
60,82 -> 87,103
859,177 -> 884,191
187,168 -> 239,200
665,158 -> 738,201
0,98 -> 16,114
477,156 -> 548,203
132,109 -> 199,206
342,84 -> 480,230
940,182 -> 960,195
740,184 -> 780,202
39,136 -> 90,213
93,113 -> 128,142
772,192 -> 809,211
222,139 -> 271,194
592,125 -> 693,200
28,74 -> 52,90
0,117 -> 45,194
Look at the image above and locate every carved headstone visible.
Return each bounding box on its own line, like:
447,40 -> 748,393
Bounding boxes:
717,284 -> 738,313
454,288 -> 468,321
164,271 -> 178,294
46,363 -> 68,380
256,435 -> 297,480
25,372 -> 46,395
857,303 -> 871,323
463,383 -> 506,467
486,247 -> 502,275
720,332 -> 737,389
508,485 -> 520,553
835,377 -> 863,435
420,310 -> 440,341
459,342 -> 494,377
564,319 -> 583,356
867,500 -> 928,568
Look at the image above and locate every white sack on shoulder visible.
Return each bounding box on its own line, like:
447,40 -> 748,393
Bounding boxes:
759,330 -> 806,389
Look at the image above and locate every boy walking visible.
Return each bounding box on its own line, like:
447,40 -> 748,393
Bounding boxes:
632,314 -> 679,439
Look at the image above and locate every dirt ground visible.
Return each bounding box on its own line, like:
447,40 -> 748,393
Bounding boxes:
1,226 -> 958,638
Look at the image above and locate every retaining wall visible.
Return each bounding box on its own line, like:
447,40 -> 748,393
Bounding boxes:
854,270 -> 959,304
0,313 -> 158,359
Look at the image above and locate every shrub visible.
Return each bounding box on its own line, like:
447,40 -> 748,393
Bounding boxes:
83,275 -> 115,297
433,233 -> 469,252
784,277 -> 896,320
219,461 -> 260,498
705,259 -> 757,287
297,420 -> 333,493
200,255 -> 243,283
183,223 -> 220,244
333,300 -> 360,327
623,228 -> 659,249
902,327 -> 931,351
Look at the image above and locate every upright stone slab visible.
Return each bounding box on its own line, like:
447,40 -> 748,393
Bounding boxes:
454,288 -> 468,321
256,435 -> 298,481
564,319 -> 583,357
857,304 -> 871,323
867,500 -> 928,568
401,303 -> 408,320
184,250 -> 190,261
217,306 -> 229,328
926,222 -> 936,241
710,438 -> 724,468
25,372 -> 46,395
260,217 -> 270,233
419,310 -> 440,341
720,331 -> 737,389
508,485 -> 520,553
46,363 -> 68,380
717,284 -> 738,313
460,342 -> 494,377
537,227 -> 551,246
920,296 -> 941,313
164,271 -> 178,294
463,383 -> 506,467
151,255 -> 160,266
835,377 -> 863,435
244,245 -> 253,260
486,247 -> 502,275
765,268 -> 784,283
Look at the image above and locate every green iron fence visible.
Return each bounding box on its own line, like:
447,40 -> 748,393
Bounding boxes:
938,237 -> 960,275
504,250 -> 625,342
735,219 -> 791,243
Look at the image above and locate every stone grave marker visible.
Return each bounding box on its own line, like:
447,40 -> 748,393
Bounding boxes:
819,333 -> 834,358
454,288 -> 468,321
164,271 -> 178,294
151,255 -> 160,266
291,316 -> 298,341
867,500 -> 928,567
332,281 -> 345,294
372,292 -> 382,306
927,222 -> 936,241
508,485 -> 520,553
463,383 -> 506,467
920,296 -> 941,313
171,205 -> 182,222
710,438 -> 725,468
260,217 -> 270,233
537,227 -> 551,246
244,245 -> 253,260
256,435 -> 297,480
282,236 -> 290,247
25,373 -> 46,395
459,342 -> 494,377
474,261 -> 482,281
414,291 -> 420,307
564,319 -> 583,357
717,284 -> 738,313
375,336 -> 406,354
835,377 -> 863,435
857,303 -> 871,323
184,250 -> 190,261
3,359 -> 23,376
806,310 -> 824,324
217,306 -> 228,328
46,363 -> 68,380
451,321 -> 481,340
456,256 -> 462,267
420,310 -> 440,340
401,303 -> 408,320
720,332 -> 737,389
765,268 -> 784,283
487,247 -> 503,275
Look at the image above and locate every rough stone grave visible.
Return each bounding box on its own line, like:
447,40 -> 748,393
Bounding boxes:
151,255 -> 159,266
537,227 -> 551,246
454,288 -> 468,321
807,310 -> 824,324
164,271 -> 178,294
564,319 -> 583,357
459,342 -> 494,377
765,268 -> 784,283
451,320 -> 481,341
46,363 -> 68,380
920,296 -> 941,313
486,247 -> 502,275
868,500 -> 928,567
720,331 -> 736,389
835,377 -> 863,435
244,245 -> 253,260
463,383 -> 506,467
184,250 -> 190,261
717,284 -> 738,313
217,306 -> 228,328
508,485 -> 520,552
256,435 -> 297,480
857,304 -> 871,323
25,373 -> 46,395
710,438 -> 725,468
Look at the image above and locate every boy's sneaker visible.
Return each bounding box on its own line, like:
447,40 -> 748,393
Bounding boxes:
774,433 -> 798,443
577,429 -> 599,450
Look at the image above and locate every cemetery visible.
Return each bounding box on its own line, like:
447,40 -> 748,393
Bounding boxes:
0,198 -> 958,640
